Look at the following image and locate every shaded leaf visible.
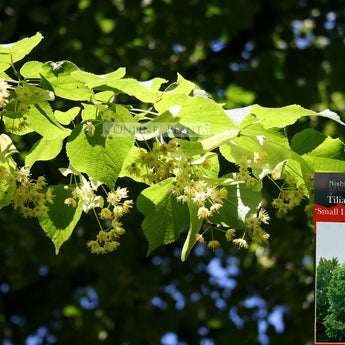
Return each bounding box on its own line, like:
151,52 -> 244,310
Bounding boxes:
39,185 -> 83,254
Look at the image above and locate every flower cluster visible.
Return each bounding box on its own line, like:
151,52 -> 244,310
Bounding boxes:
127,140 -> 179,183
11,166 -> 54,218
253,151 -> 268,167
87,187 -> 133,254
244,209 -> 270,244
173,177 -> 228,219
65,176 -> 103,212
2,100 -> 31,133
5,120 -> 29,134
0,79 -> 9,108
272,184 -> 306,215
235,155 -> 258,188
207,240 -> 221,251
233,238 -> 249,249
82,121 -> 96,137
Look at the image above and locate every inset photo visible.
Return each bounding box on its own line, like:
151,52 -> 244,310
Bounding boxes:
315,222 -> 345,344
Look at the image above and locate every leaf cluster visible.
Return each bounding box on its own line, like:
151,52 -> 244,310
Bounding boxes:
0,33 -> 345,262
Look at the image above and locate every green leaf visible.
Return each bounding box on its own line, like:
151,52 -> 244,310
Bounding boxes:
165,73 -> 197,94
192,152 -> 220,178
54,107 -> 80,125
178,96 -> 237,135
16,83 -> 55,104
25,129 -> 71,168
177,129 -> 239,156
0,135 -> 17,209
26,103 -> 64,138
0,32 -> 43,72
0,134 -> 18,162
20,61 -> 44,79
3,112 -> 34,136
155,93 -> 189,113
309,137 -> 345,160
176,73 -> 197,94
87,77 -> 165,103
66,122 -> 134,187
118,145 -> 147,183
39,185 -> 83,254
220,133 -> 314,184
39,61 -> 92,101
181,201 -> 204,262
94,91 -> 116,103
292,128 -> 345,160
251,104 -> 345,129
291,128 -> 326,155
271,160 -> 288,180
136,178 -> 189,255
303,155 -> 345,172
0,161 -> 16,210
81,103 -> 97,121
71,67 -> 126,84
156,94 -> 237,135
139,78 -> 167,92
134,109 -> 181,141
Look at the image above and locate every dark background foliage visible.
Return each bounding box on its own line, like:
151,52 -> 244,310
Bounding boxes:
1,0 -> 344,344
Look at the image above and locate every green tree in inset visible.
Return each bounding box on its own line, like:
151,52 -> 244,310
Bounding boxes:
316,257 -> 339,339
324,262 -> 345,341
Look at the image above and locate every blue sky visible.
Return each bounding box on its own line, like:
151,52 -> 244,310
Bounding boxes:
316,222 -> 345,265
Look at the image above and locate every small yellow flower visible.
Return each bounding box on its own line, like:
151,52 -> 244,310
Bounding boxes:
123,199 -> 133,212
192,191 -> 207,205
111,219 -> 124,232
210,203 -> 222,214
214,187 -> 228,203
197,206 -> 211,219
97,230 -> 110,243
176,195 -> 190,203
126,163 -> 141,177
225,228 -> 236,242
36,176 -> 48,189
103,241 -> 120,252
284,173 -> 296,186
258,209 -> 270,224
253,152 -> 268,166
305,203 -> 314,216
15,165 -> 31,182
64,197 -> 77,208
195,234 -> 205,244
245,215 -> 261,230
87,240 -> 100,254
253,228 -> 270,244
99,208 -> 113,220
207,240 -> 221,251
113,205 -> 124,218
115,187 -> 128,199
233,238 -> 248,249
45,187 -> 55,204
31,205 -> 48,218
83,121 -> 96,137
111,226 -> 125,236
